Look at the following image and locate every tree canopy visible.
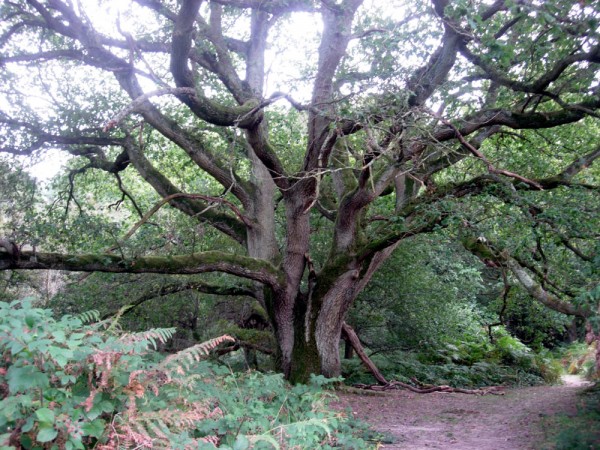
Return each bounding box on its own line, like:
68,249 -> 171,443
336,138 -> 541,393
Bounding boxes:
0,0 -> 599,382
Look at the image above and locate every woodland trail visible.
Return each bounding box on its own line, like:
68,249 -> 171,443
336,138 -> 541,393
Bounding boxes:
333,376 -> 593,450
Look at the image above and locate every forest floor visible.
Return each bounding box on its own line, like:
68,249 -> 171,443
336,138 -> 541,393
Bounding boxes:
332,375 -> 595,450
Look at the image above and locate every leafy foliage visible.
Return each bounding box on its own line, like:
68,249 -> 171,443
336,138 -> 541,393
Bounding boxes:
556,342 -> 599,380
349,236 -> 485,352
343,323 -> 563,388
0,299 -> 373,449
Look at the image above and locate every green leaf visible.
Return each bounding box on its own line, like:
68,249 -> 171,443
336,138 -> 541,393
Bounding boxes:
5,340 -> 25,355
25,315 -> 36,328
51,330 -> 66,344
35,408 -> 55,425
99,400 -> 115,413
48,347 -> 73,367
233,435 -> 250,450
6,366 -> 49,394
22,417 -> 35,433
86,405 -> 101,421
36,426 -> 58,443
81,419 -> 106,438
20,434 -> 33,450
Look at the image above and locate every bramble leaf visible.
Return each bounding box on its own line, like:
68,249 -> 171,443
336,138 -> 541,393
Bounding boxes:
35,408 -> 55,425
6,365 -> 49,394
36,425 -> 58,443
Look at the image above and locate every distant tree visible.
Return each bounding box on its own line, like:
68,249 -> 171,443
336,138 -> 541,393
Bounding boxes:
0,0 -> 598,382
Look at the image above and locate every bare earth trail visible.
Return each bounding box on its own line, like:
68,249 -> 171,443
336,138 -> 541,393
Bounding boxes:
333,376 -> 592,449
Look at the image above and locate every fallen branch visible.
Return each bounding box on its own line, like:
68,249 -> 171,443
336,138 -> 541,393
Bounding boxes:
341,322 -> 504,395
341,322 -> 387,384
352,381 -> 505,395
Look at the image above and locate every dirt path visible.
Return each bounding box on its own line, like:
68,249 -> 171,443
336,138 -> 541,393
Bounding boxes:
333,376 -> 592,449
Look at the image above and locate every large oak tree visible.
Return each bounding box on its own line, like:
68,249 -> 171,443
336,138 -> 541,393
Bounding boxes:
1,0 -> 599,382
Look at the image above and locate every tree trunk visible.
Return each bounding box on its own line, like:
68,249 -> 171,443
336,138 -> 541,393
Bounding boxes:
566,318 -> 579,343
273,246 -> 399,383
272,268 -> 361,383
273,289 -> 328,384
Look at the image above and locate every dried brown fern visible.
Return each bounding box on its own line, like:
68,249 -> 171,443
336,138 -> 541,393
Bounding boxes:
97,335 -> 234,449
120,328 -> 176,350
100,404 -> 223,449
160,334 -> 235,371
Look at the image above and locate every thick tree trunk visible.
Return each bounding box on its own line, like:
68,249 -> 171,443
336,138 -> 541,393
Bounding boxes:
274,269 -> 361,383
276,247 -> 398,383
315,271 -> 358,377
274,289 -> 330,384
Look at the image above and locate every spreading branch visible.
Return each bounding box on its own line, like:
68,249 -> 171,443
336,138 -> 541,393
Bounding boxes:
427,109 -> 543,189
109,192 -> 254,253
0,248 -> 284,290
101,280 -> 256,320
462,236 -> 592,318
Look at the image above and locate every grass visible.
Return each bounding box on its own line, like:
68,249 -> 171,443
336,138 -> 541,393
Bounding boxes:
540,383 -> 600,450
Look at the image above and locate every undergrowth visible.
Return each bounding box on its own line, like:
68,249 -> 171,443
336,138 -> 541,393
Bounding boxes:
0,299 -> 373,449
555,342 -> 598,380
342,327 -> 563,388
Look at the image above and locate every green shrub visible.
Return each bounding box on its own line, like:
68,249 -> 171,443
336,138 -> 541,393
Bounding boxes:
557,342 -> 598,379
0,299 -> 373,449
342,328 -> 561,388
491,330 -> 535,368
534,351 -> 563,384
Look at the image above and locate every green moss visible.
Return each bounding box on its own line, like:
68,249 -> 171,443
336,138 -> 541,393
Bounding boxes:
220,322 -> 275,348
460,236 -> 498,260
288,340 -> 322,384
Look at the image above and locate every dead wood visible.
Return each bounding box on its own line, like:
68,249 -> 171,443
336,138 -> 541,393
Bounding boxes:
341,322 -> 505,395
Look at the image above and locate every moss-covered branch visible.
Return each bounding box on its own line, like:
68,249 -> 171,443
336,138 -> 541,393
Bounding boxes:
0,249 -> 283,289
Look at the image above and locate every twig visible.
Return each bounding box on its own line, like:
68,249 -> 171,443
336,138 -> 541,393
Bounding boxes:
106,192 -> 252,253
426,108 -> 543,190
104,87 -> 197,131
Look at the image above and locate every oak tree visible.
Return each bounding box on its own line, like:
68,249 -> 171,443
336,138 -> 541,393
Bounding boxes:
1,0 -> 599,382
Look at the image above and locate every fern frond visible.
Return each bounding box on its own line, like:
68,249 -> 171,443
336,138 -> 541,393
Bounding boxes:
164,336 -> 234,369
160,335 -> 235,370
102,304 -> 141,335
121,328 -> 176,349
247,434 -> 281,449
75,309 -> 100,324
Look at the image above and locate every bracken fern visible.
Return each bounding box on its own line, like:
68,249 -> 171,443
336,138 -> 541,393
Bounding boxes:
1,300 -> 373,449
